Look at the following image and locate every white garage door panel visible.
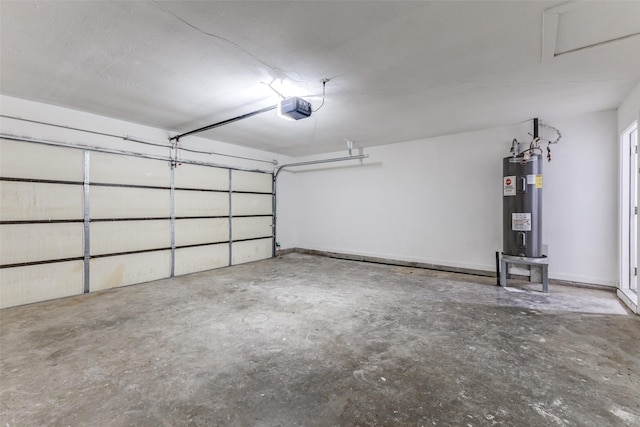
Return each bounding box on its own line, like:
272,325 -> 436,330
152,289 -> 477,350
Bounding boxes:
174,244 -> 229,276
0,223 -> 83,265
91,152 -> 169,187
91,187 -> 169,219
0,261 -> 83,309
91,220 -> 171,256
174,164 -> 228,190
232,193 -> 272,216
175,218 -> 229,246
0,181 -> 82,221
90,250 -> 171,291
0,139 -> 83,181
232,238 -> 272,265
174,190 -> 228,217
232,217 -> 272,241
231,170 -> 272,193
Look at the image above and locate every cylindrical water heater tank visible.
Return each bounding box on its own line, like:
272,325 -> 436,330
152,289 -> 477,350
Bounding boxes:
503,154 -> 543,258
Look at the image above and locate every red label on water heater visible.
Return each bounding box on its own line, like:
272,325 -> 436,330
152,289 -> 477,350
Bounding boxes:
503,176 -> 516,196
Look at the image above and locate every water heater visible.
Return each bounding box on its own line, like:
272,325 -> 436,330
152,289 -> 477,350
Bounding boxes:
503,154 -> 543,258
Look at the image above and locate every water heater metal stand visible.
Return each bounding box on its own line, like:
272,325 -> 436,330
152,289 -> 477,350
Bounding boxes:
500,254 -> 548,293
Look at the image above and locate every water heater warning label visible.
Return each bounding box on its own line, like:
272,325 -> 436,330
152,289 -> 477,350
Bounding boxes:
503,176 -> 516,196
512,213 -> 532,231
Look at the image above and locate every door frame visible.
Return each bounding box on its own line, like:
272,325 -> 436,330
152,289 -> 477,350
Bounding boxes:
619,120 -> 639,313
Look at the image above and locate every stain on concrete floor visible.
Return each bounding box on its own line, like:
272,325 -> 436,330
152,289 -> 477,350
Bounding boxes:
1,254 -> 639,426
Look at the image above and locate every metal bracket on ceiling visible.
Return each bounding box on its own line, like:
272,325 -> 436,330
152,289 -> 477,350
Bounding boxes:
346,139 -> 353,156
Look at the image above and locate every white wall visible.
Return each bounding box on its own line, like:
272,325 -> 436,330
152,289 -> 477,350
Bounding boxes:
274,170 -> 298,250
543,111 -> 618,285
282,110 -> 619,286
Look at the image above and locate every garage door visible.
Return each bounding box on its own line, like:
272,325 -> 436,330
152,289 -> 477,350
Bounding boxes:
0,139 -> 274,308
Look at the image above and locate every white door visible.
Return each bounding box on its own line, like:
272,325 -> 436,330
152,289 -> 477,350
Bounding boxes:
621,122 -> 638,301
631,125 -> 638,294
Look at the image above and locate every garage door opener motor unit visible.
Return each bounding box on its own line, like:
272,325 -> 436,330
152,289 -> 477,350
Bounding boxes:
278,97 -> 312,121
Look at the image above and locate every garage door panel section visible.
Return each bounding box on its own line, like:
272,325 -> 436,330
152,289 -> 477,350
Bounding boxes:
0,140 -> 84,309
232,193 -> 272,216
172,166 -> 231,277
232,238 -> 273,265
90,250 -> 171,292
88,153 -> 172,292
90,152 -> 169,187
0,261 -> 84,309
231,170 -> 272,193
174,244 -> 229,276
90,186 -> 169,219
232,217 -> 273,241
0,223 -> 83,266
91,220 -> 171,256
0,181 -> 83,221
175,218 -> 229,247
175,164 -> 228,191
175,190 -> 229,217
0,139 -> 83,182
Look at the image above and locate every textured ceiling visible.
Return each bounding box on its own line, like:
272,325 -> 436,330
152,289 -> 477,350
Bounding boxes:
1,1 -> 639,156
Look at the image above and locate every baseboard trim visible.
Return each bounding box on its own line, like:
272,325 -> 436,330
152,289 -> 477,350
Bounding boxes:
276,247 -> 617,293
275,248 -> 297,256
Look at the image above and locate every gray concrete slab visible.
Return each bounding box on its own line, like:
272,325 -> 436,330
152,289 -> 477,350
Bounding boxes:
1,253 -> 639,426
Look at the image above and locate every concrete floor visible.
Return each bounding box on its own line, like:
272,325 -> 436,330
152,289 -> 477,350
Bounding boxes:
1,253 -> 639,426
